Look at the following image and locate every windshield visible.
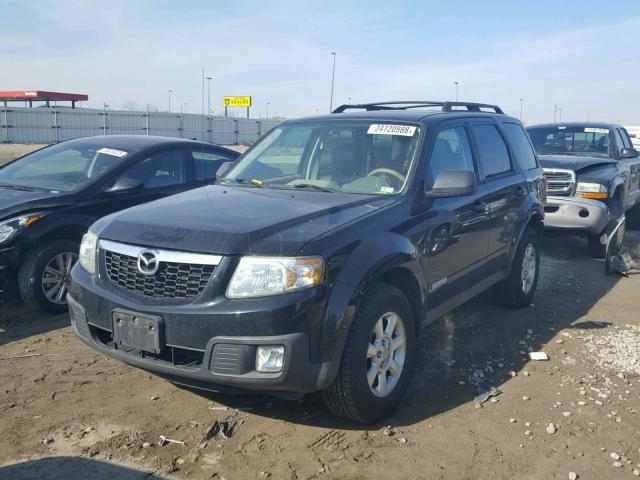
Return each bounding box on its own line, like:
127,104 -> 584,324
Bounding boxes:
0,141 -> 134,192
527,126 -> 611,158
220,121 -> 422,195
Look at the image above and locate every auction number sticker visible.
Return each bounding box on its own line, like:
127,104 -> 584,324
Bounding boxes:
584,128 -> 608,134
97,147 -> 128,158
367,124 -> 417,136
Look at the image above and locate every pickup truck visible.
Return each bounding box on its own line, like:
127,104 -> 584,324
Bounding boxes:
526,123 -> 640,257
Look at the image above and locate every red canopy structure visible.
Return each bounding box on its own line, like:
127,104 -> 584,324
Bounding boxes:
0,90 -> 89,108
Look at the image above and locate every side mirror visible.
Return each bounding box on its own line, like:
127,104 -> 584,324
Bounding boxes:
105,177 -> 144,194
425,170 -> 477,198
216,161 -> 235,179
620,148 -> 639,159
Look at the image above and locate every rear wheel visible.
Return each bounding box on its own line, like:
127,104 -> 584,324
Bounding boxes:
494,227 -> 540,308
18,240 -> 79,314
322,283 -> 415,424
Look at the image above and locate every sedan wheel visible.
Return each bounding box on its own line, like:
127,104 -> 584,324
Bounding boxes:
42,252 -> 78,305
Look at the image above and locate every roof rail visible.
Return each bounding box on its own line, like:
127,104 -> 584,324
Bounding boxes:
332,101 -> 504,114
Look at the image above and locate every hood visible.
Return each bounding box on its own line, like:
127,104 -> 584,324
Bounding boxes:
0,187 -> 68,220
95,185 -> 396,256
538,154 -> 617,172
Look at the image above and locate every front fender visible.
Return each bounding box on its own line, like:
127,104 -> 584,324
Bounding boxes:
319,233 -> 423,363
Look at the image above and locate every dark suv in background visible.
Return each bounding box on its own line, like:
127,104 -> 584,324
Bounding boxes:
69,101 -> 545,423
527,123 -> 640,257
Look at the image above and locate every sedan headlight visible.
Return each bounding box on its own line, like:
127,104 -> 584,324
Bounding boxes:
79,230 -> 98,275
227,256 -> 324,298
576,182 -> 608,199
0,213 -> 46,244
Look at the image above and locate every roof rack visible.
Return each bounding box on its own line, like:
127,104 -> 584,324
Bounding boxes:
332,101 -> 504,115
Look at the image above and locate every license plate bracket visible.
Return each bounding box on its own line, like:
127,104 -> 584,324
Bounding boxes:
112,310 -> 164,354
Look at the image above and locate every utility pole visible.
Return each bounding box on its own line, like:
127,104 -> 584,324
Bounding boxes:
553,104 -> 557,122
329,51 -> 336,112
266,102 -> 270,119
454,81 -> 459,102
168,89 -> 173,113
201,67 -> 205,116
206,76 -> 212,116
559,107 -> 562,122
519,98 -> 524,121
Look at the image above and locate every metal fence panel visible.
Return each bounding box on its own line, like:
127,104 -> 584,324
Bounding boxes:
1,107 -> 280,145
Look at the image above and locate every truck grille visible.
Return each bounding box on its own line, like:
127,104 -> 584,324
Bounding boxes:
543,168 -> 576,196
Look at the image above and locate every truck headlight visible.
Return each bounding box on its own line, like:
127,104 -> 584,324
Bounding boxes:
226,256 -> 324,298
79,230 -> 98,275
576,182 -> 608,199
0,213 -> 46,244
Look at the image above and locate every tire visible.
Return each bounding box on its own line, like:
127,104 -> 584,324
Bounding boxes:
322,282 -> 416,424
17,240 -> 80,314
494,227 -> 540,309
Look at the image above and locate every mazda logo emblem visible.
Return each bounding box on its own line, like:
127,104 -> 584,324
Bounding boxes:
137,250 -> 159,275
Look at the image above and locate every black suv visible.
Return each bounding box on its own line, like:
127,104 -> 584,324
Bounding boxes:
69,101 -> 545,423
0,136 -> 239,312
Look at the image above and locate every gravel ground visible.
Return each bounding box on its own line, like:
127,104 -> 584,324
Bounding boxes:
1,142 -> 640,479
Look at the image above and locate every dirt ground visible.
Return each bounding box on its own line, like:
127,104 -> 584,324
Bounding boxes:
2,143 -> 640,479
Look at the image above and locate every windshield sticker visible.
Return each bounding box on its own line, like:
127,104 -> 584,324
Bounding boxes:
584,127 -> 609,134
97,147 -> 128,158
367,124 -> 417,136
380,186 -> 395,193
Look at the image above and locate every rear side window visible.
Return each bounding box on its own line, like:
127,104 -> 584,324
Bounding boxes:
471,125 -> 512,178
427,127 -> 475,188
192,149 -> 236,181
502,123 -> 538,170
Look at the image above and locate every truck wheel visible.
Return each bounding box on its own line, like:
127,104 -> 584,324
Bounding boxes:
494,227 -> 540,309
17,240 -> 79,314
322,283 -> 415,424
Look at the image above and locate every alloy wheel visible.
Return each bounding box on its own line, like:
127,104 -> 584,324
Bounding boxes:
366,311 -> 406,397
41,252 -> 78,305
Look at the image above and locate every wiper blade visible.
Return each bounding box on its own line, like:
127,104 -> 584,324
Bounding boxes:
0,183 -> 46,192
289,183 -> 335,193
221,178 -> 264,188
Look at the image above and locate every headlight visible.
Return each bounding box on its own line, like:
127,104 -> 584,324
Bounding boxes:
576,182 -> 608,199
226,256 -> 324,298
79,230 -> 98,275
0,213 -> 46,244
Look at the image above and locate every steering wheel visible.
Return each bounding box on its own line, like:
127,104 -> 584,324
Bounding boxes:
367,168 -> 406,183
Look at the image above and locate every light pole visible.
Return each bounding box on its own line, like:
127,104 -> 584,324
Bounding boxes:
348,97 -> 352,104
454,81 -> 459,102
206,76 -> 212,116
183,102 -> 188,114
102,102 -> 109,135
519,98 -> 524,121
168,89 -> 173,113
558,107 -> 562,122
201,67 -> 205,116
329,51 -> 336,112
553,104 -> 558,122
266,102 -> 270,119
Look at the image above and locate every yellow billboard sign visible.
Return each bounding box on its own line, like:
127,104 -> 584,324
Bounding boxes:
222,96 -> 252,107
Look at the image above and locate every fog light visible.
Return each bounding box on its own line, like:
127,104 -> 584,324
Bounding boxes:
256,345 -> 285,373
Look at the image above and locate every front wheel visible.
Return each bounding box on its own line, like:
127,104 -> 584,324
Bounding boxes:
322,283 -> 415,424
17,240 -> 79,314
494,227 -> 540,309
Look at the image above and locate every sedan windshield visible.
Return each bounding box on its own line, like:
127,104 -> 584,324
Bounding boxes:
0,141 -> 133,192
527,126 -> 611,158
220,121 -> 422,195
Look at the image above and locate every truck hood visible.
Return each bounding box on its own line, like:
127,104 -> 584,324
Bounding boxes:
538,155 -> 617,172
94,185 -> 396,256
0,187 -> 69,220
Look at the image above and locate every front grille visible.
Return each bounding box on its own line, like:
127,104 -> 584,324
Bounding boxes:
543,168 -> 576,195
104,250 -> 215,299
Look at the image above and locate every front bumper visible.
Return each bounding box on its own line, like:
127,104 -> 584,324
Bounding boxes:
67,266 -> 338,395
543,196 -> 610,235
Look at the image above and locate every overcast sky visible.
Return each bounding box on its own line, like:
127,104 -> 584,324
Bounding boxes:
2,0 -> 639,124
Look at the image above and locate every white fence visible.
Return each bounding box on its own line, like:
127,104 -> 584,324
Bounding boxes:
0,107 -> 280,145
